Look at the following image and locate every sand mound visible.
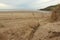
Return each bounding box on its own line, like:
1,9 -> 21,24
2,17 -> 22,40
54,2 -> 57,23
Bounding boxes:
31,22 -> 60,40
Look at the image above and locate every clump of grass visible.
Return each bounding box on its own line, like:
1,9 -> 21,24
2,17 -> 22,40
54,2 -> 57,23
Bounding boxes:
49,5 -> 60,22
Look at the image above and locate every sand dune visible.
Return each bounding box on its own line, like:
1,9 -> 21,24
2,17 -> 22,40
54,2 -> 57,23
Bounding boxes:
0,11 -> 60,40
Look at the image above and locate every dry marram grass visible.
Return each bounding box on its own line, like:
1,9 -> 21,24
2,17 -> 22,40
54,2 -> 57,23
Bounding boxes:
0,11 -> 60,40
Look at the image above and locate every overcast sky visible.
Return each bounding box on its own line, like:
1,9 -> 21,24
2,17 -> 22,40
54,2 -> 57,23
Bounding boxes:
0,0 -> 60,10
